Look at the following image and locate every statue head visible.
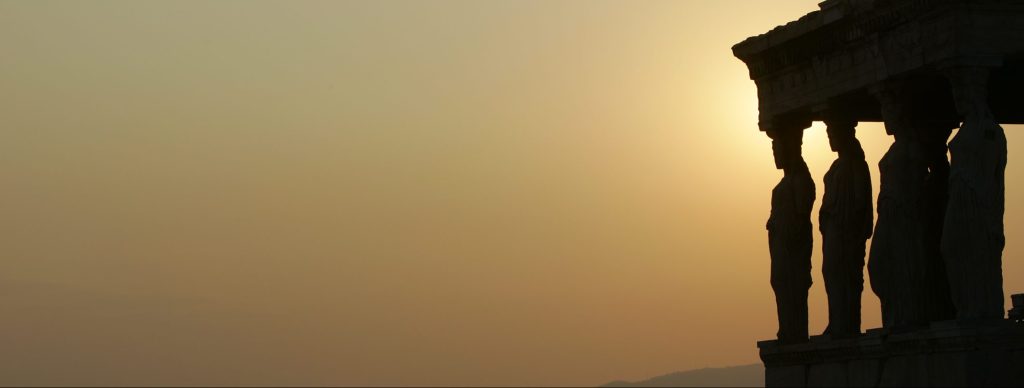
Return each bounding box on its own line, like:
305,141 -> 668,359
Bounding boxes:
824,119 -> 857,153
878,99 -> 905,137
948,67 -> 992,120
872,81 -> 911,138
769,129 -> 803,171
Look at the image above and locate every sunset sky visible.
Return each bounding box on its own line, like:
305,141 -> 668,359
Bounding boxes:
2,0 -> 1022,386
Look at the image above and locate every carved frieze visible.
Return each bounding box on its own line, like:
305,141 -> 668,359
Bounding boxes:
733,0 -> 1024,130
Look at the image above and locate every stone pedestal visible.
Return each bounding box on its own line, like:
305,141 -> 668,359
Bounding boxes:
759,321 -> 1024,387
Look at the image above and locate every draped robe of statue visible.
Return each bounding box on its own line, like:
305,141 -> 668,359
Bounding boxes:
869,107 -> 930,328
921,125 -> 956,321
768,133 -> 815,343
942,68 -> 1007,320
820,132 -> 873,337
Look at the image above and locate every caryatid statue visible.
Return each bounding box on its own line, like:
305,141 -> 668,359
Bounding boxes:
819,116 -> 873,338
767,127 -> 815,344
920,121 -> 956,322
942,67 -> 1007,321
869,85 -> 930,329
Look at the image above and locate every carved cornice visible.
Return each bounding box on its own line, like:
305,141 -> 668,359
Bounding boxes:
733,0 -> 943,80
732,0 -> 1024,130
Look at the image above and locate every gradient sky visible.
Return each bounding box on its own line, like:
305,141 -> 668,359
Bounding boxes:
2,1 -> 1022,386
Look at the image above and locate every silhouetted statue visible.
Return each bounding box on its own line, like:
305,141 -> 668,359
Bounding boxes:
942,67 -> 1007,320
869,87 -> 930,329
767,128 -> 814,344
819,117 -> 872,338
920,122 -> 956,322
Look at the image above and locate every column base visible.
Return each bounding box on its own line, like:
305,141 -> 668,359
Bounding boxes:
758,320 -> 1024,387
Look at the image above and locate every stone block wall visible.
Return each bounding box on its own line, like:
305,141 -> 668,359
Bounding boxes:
760,321 -> 1024,387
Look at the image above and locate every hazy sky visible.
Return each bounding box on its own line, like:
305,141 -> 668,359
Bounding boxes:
2,1 -> 1022,386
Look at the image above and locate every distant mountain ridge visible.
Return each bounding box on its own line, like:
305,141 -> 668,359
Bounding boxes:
602,364 -> 763,387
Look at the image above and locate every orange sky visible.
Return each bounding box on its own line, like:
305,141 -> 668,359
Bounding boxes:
1,1 -> 1022,386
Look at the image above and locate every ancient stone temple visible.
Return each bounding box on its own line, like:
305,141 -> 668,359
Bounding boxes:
733,0 -> 1024,386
